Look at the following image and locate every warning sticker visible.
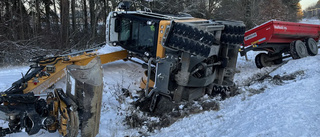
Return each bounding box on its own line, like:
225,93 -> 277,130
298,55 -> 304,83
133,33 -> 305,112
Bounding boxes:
244,32 -> 257,41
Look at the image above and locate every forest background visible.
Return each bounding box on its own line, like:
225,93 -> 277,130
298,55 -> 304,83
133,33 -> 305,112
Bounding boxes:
0,0 -> 313,65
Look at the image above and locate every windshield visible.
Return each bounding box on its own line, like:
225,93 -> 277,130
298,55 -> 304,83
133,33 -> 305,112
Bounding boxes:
119,18 -> 156,55
120,19 -> 131,41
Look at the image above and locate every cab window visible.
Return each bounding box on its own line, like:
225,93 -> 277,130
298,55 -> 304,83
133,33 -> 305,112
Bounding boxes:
119,18 -> 157,56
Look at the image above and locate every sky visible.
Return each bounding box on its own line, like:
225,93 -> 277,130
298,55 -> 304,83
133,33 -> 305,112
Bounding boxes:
300,0 -> 318,10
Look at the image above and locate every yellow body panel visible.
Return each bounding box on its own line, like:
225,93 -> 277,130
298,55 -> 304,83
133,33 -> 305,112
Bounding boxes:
58,99 -> 69,136
99,50 -> 128,64
139,71 -> 155,90
72,50 -> 128,66
156,20 -> 171,58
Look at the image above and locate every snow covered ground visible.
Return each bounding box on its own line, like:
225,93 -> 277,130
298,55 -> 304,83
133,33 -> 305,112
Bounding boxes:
1,48 -> 319,137
1,19 -> 320,136
153,52 -> 320,137
300,18 -> 320,24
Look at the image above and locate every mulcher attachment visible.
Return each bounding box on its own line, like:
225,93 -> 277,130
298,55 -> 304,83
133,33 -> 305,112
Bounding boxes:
212,21 -> 245,96
218,21 -> 246,45
144,20 -> 245,112
163,21 -> 245,58
163,21 -> 223,57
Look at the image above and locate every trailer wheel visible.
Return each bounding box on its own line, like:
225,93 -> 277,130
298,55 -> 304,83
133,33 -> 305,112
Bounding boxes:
305,38 -> 318,56
255,53 -> 274,68
290,40 -> 308,59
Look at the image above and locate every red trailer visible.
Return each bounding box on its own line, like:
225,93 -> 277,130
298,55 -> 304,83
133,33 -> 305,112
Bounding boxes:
240,20 -> 320,68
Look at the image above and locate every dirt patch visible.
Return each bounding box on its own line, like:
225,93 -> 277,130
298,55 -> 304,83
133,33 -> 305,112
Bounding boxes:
257,70 -> 305,84
123,83 -> 242,135
277,70 -> 305,80
247,87 -> 266,96
125,96 -> 220,134
243,70 -> 305,97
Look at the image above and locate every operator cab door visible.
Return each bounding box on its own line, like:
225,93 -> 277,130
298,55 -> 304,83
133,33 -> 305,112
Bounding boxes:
116,14 -> 160,57
106,12 -> 120,45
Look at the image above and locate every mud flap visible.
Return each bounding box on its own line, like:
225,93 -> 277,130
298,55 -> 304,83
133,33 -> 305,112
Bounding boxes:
65,57 -> 103,137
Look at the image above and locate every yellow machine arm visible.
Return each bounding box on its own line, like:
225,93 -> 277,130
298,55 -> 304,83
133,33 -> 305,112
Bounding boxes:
23,50 -> 128,94
0,48 -> 128,137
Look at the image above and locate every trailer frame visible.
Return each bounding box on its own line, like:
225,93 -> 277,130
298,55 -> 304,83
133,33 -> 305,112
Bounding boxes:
240,20 -> 320,68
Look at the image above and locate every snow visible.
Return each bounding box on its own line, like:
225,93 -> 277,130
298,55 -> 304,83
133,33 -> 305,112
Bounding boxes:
0,66 -> 29,92
97,44 -> 124,55
300,18 -> 320,25
1,20 -> 320,137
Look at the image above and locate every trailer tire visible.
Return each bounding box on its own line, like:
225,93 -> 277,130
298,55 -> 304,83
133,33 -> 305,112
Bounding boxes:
305,38 -> 318,56
290,40 -> 308,59
255,53 -> 274,68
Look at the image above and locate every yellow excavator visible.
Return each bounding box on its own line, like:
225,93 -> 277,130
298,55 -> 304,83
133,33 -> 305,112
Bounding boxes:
0,1 -> 245,136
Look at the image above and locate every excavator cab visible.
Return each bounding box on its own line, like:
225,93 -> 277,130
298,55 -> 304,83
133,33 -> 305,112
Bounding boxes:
107,1 -> 160,57
106,10 -> 195,59
114,14 -> 159,56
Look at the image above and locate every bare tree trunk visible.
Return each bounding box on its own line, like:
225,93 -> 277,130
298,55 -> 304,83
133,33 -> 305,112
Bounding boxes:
0,2 -> 3,41
102,0 -> 107,36
3,0 -> 10,39
44,0 -> 51,34
19,0 -> 25,39
103,0 -> 107,22
7,0 -> 14,40
12,0 -> 18,40
106,0 -> 109,13
35,0 -> 41,34
71,0 -> 76,32
0,3 -> 2,24
61,0 -> 69,48
5,0 -> 10,15
243,0 -> 253,29
53,0 -> 58,26
83,0 -> 88,31
89,0 -> 96,38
